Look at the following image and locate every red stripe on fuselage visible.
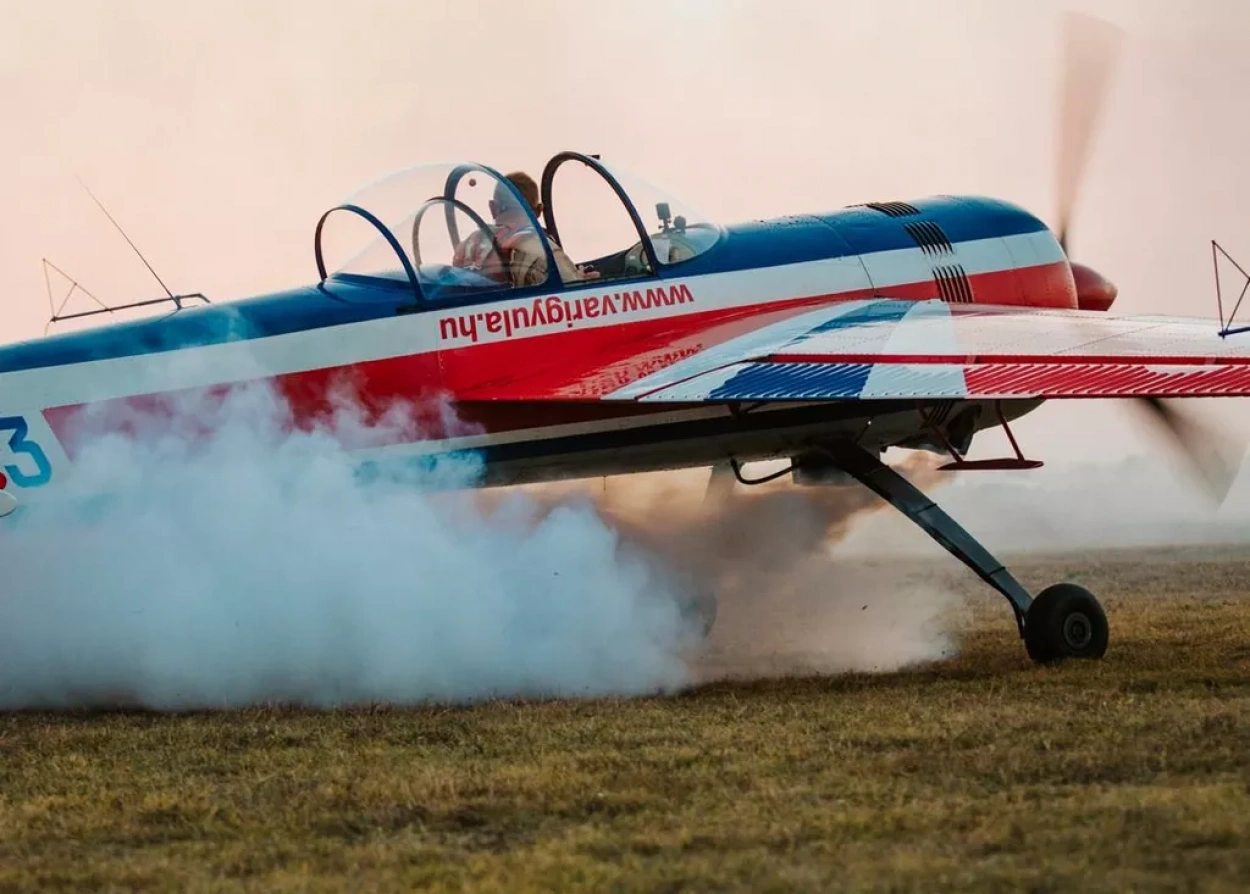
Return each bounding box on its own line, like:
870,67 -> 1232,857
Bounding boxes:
438,262 -> 1072,400
882,257 -> 1075,308
41,260 -> 1072,458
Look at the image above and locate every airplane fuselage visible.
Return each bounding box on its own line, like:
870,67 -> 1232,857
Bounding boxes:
0,195 -> 1084,514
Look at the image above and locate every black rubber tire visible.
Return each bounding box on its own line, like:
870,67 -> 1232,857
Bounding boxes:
1023,583 -> 1109,663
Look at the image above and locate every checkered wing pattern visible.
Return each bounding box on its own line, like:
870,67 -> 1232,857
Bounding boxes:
603,299 -> 1250,403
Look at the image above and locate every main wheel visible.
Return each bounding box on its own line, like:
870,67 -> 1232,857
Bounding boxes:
1023,583 -> 1108,663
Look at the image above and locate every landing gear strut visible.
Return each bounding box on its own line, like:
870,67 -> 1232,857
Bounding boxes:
818,441 -> 1108,664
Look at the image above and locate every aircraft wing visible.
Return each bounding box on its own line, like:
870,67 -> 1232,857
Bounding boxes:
586,298 -> 1250,403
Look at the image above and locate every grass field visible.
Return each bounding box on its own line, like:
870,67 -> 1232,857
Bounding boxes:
2,544 -> 1249,892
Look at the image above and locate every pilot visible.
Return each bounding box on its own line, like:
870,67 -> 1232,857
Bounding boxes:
453,172 -> 594,286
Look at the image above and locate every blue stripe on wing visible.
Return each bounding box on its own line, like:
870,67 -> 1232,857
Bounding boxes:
707,363 -> 877,400
706,299 -> 916,399
700,361 -> 972,401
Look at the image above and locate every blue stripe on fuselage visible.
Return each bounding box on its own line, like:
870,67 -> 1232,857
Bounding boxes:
0,195 -> 1049,375
0,282 -> 408,375
665,195 -> 1050,278
820,195 -> 1048,255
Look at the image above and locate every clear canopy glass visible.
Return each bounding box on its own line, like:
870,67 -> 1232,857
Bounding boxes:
550,157 -> 723,273
313,153 -> 724,303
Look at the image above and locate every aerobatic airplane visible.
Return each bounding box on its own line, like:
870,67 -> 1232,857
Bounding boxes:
2,13 -> 1247,665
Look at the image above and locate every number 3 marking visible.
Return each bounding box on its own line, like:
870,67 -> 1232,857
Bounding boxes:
0,416 -> 53,487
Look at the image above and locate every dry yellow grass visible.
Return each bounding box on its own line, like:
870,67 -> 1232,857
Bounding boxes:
2,544 -> 1249,892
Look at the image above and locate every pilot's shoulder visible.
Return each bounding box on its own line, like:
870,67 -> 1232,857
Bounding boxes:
509,229 -> 548,251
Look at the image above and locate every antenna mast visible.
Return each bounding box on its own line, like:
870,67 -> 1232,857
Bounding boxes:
76,175 -> 180,307
42,179 -> 210,328
1212,240 -> 1250,338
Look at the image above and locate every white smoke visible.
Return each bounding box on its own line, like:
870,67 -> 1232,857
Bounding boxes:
0,377 -> 702,710
499,456 -> 967,682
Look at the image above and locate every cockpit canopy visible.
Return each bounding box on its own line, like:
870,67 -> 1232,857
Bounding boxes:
314,152 -> 723,304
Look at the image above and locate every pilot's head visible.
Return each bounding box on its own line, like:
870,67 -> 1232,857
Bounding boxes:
490,171 -> 543,223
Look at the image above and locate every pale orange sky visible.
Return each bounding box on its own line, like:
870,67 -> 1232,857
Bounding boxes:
2,0 -> 1250,465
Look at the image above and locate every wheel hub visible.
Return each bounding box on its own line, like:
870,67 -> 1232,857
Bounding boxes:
1062,612 -> 1093,649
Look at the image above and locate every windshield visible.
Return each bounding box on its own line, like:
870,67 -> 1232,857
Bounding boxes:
315,161 -> 554,300
314,154 -> 724,301
596,159 -> 723,266
540,153 -> 723,283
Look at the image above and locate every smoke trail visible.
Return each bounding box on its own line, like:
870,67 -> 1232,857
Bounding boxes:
487,453 -> 964,681
0,378 -> 703,710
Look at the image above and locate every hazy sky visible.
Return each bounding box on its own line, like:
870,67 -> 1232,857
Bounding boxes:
3,0 -> 1250,466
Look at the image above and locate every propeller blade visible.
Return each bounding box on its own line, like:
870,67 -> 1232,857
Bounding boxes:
1055,11 -> 1125,253
1136,397 -> 1246,503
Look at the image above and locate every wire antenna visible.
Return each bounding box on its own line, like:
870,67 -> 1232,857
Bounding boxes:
41,178 -> 211,330
1212,240 -> 1250,338
42,258 -> 110,334
42,258 -> 209,332
76,175 -> 180,307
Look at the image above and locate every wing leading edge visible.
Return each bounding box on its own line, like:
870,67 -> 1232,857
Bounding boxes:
600,298 -> 1250,403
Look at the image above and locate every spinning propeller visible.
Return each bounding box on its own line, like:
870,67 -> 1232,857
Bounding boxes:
702,12 -> 1244,502
1053,11 -> 1123,257
1053,10 -> 1244,502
